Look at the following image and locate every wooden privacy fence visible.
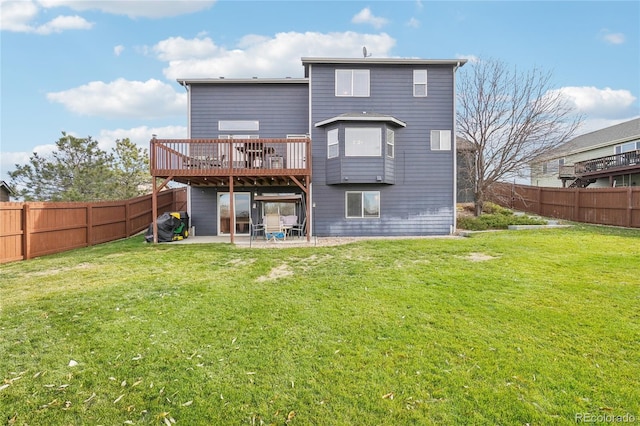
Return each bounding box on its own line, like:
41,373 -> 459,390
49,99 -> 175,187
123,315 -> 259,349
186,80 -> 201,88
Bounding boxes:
489,183 -> 640,228
0,188 -> 186,264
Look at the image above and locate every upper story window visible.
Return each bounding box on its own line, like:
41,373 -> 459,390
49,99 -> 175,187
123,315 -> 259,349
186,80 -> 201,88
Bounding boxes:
345,128 -> 381,157
327,129 -> 339,159
336,69 -> 370,97
615,140 -> 640,154
218,120 -> 259,131
413,70 -> 427,97
430,130 -> 451,151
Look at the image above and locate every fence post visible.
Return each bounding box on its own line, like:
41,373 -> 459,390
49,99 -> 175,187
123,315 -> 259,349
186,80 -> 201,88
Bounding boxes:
536,187 -> 542,215
573,188 -> 580,222
628,187 -> 633,228
125,199 -> 131,237
22,203 -> 30,260
86,204 -> 93,247
511,183 -> 515,209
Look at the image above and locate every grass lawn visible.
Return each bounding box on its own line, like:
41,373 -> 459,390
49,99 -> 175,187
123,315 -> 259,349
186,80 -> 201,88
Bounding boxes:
1,224 -> 639,425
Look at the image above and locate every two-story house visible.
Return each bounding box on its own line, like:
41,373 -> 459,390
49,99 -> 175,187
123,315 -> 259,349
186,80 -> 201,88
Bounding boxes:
531,117 -> 640,188
150,57 -> 466,242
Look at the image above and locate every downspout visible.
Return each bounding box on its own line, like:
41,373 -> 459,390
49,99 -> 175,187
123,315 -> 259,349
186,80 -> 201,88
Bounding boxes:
452,62 -> 462,234
307,63 -> 313,241
179,80 -> 193,233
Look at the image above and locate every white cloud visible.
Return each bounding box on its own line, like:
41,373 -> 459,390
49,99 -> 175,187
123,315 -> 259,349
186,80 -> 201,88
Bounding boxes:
114,45 -> 125,56
0,0 -> 92,33
0,0 -> 215,33
352,7 -> 389,29
406,17 -> 420,28
0,0 -> 39,32
0,143 -> 58,177
456,53 -> 480,64
553,86 -> 637,119
153,36 -> 220,61
97,125 -> 188,152
46,78 -> 187,119
599,29 -> 625,45
156,31 -> 397,80
37,0 -> 217,18
34,14 -> 93,34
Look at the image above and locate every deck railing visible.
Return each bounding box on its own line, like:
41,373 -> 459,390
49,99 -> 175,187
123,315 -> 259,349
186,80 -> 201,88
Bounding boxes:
574,150 -> 640,176
150,138 -> 311,177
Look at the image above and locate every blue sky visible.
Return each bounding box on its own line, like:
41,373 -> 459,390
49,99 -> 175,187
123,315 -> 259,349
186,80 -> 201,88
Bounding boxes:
1,0 -> 639,178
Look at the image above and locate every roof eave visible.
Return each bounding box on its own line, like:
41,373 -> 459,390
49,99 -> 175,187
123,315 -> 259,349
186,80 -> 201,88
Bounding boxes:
315,116 -> 407,128
302,57 -> 468,67
177,78 -> 309,85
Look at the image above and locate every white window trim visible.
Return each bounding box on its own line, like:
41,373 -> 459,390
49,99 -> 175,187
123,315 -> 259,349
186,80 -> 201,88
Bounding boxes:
430,130 -> 452,151
218,134 -> 259,139
615,140 -> 640,154
386,129 -> 395,158
327,128 -> 339,159
335,69 -> 370,97
345,191 -> 381,219
218,120 -> 259,131
413,70 -> 427,97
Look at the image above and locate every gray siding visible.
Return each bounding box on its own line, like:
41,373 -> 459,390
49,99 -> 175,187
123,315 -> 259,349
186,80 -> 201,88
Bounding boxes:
190,83 -> 309,138
190,186 -> 305,236
190,187 -> 218,236
310,64 -> 456,236
187,62 -> 458,237
189,82 -> 309,234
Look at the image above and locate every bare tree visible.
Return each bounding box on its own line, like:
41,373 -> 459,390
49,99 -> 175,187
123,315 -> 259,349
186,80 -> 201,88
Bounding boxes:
457,58 -> 582,215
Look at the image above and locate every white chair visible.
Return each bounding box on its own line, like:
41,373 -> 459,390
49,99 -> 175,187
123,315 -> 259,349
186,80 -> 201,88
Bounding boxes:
265,214 -> 285,241
281,215 -> 297,237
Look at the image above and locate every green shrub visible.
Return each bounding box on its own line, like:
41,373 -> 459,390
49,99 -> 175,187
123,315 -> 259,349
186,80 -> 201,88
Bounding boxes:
458,212 -> 547,231
483,202 -> 514,216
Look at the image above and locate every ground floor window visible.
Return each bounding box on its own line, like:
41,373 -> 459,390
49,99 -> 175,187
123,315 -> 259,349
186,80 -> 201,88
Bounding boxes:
346,191 -> 380,218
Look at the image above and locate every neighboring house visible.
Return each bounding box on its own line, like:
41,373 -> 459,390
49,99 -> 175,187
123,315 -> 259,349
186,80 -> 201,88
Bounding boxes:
531,118 -> 640,188
456,137 -> 476,203
150,56 -> 466,240
0,181 -> 15,202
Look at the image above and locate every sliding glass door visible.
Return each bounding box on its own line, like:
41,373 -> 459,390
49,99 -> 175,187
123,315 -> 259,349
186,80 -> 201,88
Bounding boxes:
218,192 -> 251,235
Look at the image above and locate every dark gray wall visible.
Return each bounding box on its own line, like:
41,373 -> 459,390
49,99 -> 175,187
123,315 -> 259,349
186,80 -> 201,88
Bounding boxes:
309,63 -> 456,236
187,64 -> 458,237
190,187 -> 218,236
189,83 -> 309,138
190,186 -> 305,236
188,82 -> 309,235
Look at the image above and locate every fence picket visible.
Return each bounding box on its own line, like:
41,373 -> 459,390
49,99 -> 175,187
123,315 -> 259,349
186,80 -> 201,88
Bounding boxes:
0,188 -> 186,263
490,183 -> 640,228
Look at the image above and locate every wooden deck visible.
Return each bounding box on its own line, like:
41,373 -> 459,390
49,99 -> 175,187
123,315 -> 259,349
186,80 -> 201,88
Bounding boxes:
149,137 -> 312,243
574,149 -> 640,179
150,137 -> 311,187
560,150 -> 640,187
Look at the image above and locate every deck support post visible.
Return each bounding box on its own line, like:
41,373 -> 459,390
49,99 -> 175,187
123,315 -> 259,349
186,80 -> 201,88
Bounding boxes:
229,177 -> 235,244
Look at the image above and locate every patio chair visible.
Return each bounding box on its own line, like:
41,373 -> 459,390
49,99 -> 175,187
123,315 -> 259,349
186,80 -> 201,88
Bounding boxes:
265,214 -> 285,241
289,217 -> 306,238
250,216 -> 265,240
